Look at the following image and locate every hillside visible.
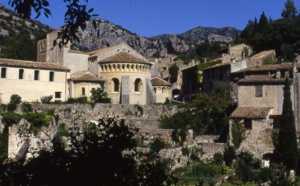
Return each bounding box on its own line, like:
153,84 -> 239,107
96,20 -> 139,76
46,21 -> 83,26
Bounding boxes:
0,3 -> 240,58
73,19 -> 240,57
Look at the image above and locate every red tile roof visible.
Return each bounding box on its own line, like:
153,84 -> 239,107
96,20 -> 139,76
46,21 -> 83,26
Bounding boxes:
0,58 -> 70,71
230,107 -> 273,119
151,77 -> 172,86
98,52 -> 151,65
68,71 -> 104,83
238,75 -> 286,84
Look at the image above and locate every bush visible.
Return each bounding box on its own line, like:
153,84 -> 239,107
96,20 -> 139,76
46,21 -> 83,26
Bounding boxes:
21,101 -> 33,113
40,95 -> 53,104
7,94 -> 22,111
213,152 -> 224,165
66,97 -> 88,104
223,144 -> 236,166
90,88 -> 111,103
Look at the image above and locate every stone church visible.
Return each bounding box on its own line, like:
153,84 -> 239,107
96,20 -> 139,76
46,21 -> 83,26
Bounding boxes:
0,30 -> 172,104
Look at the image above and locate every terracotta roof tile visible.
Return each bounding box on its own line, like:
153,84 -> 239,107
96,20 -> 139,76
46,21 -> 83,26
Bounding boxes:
151,77 -> 172,86
233,63 -> 300,74
230,107 -> 273,119
0,58 -> 70,71
238,75 -> 286,84
68,71 -> 104,83
98,52 -> 151,65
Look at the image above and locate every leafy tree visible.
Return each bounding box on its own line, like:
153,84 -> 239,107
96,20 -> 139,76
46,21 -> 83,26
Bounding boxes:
8,0 -> 98,48
90,87 -> 111,103
281,0 -> 298,19
168,63 -> 179,84
274,78 -> 298,171
0,116 -> 177,185
0,30 -> 37,60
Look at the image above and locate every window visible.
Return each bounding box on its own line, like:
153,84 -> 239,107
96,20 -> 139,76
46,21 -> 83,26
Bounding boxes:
112,78 -> 119,92
49,71 -> 54,81
255,85 -> 263,97
34,70 -> 39,80
134,78 -> 142,92
55,92 -> 61,99
82,87 -> 85,96
1,68 -> 7,78
19,69 -> 24,79
244,119 -> 252,129
154,88 -> 157,93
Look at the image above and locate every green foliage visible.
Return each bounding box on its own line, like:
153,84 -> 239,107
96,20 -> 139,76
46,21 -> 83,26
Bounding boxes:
195,42 -> 222,58
235,151 -> 260,183
0,116 -> 177,185
173,161 -> 223,181
231,120 -> 245,149
239,15 -> 300,61
134,104 -> 144,116
262,56 -> 276,65
197,60 -> 221,82
66,96 -> 88,104
21,102 -> 33,113
223,144 -> 236,166
213,152 -> 224,165
0,112 -> 21,162
7,94 -> 22,111
90,88 -> 111,103
281,0 -> 298,19
274,78 -> 298,171
0,30 -> 37,60
40,95 -> 53,104
23,112 -> 51,134
56,123 -> 69,140
168,63 -> 179,84
160,82 -> 234,142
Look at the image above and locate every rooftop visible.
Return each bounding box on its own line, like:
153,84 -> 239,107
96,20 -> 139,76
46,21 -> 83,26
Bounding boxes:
0,58 -> 70,71
230,106 -> 273,119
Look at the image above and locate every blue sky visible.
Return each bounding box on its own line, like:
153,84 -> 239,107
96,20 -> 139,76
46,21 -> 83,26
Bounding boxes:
0,0 -> 299,37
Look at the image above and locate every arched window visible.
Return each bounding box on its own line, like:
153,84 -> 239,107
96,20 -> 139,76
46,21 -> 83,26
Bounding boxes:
154,87 -> 157,93
112,78 -> 119,92
134,78 -> 142,93
82,87 -> 85,96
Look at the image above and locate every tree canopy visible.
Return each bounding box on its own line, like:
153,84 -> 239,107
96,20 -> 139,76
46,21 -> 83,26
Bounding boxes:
8,0 -> 98,48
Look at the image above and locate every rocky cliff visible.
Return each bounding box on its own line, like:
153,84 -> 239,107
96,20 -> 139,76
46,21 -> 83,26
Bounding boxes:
73,19 -> 241,57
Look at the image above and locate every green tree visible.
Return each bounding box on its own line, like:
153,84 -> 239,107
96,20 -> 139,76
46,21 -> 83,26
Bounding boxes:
0,30 -> 37,60
168,63 -> 179,84
281,0 -> 298,19
275,78 -> 298,171
90,87 -> 111,103
8,0 -> 98,48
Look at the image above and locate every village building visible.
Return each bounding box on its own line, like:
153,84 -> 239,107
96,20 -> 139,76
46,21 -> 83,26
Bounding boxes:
229,62 -> 300,157
0,30 -> 172,104
0,59 -> 70,103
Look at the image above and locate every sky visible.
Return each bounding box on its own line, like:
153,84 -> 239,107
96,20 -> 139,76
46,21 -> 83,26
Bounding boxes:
0,0 -> 299,37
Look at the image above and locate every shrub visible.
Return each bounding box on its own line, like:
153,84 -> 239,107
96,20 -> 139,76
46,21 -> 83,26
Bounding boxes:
40,95 -> 53,104
223,144 -> 236,166
21,101 -> 33,113
213,152 -> 224,165
7,94 -> 22,111
90,88 -> 111,103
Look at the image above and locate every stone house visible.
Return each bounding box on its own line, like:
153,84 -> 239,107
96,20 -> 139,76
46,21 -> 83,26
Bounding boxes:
229,62 -> 300,157
0,59 -> 70,103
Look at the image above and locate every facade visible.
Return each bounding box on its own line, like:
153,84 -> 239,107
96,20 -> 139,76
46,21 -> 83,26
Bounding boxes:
151,77 -> 172,103
229,62 -> 300,157
0,59 -> 70,103
0,30 -> 171,104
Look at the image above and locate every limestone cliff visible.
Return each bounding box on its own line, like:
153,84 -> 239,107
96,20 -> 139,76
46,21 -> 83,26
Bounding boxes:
73,19 -> 241,57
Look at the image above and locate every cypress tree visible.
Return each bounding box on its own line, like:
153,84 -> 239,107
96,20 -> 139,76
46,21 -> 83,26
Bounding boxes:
277,78 -> 298,171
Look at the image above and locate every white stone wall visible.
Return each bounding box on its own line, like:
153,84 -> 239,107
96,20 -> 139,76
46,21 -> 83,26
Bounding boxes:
0,66 -> 70,103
